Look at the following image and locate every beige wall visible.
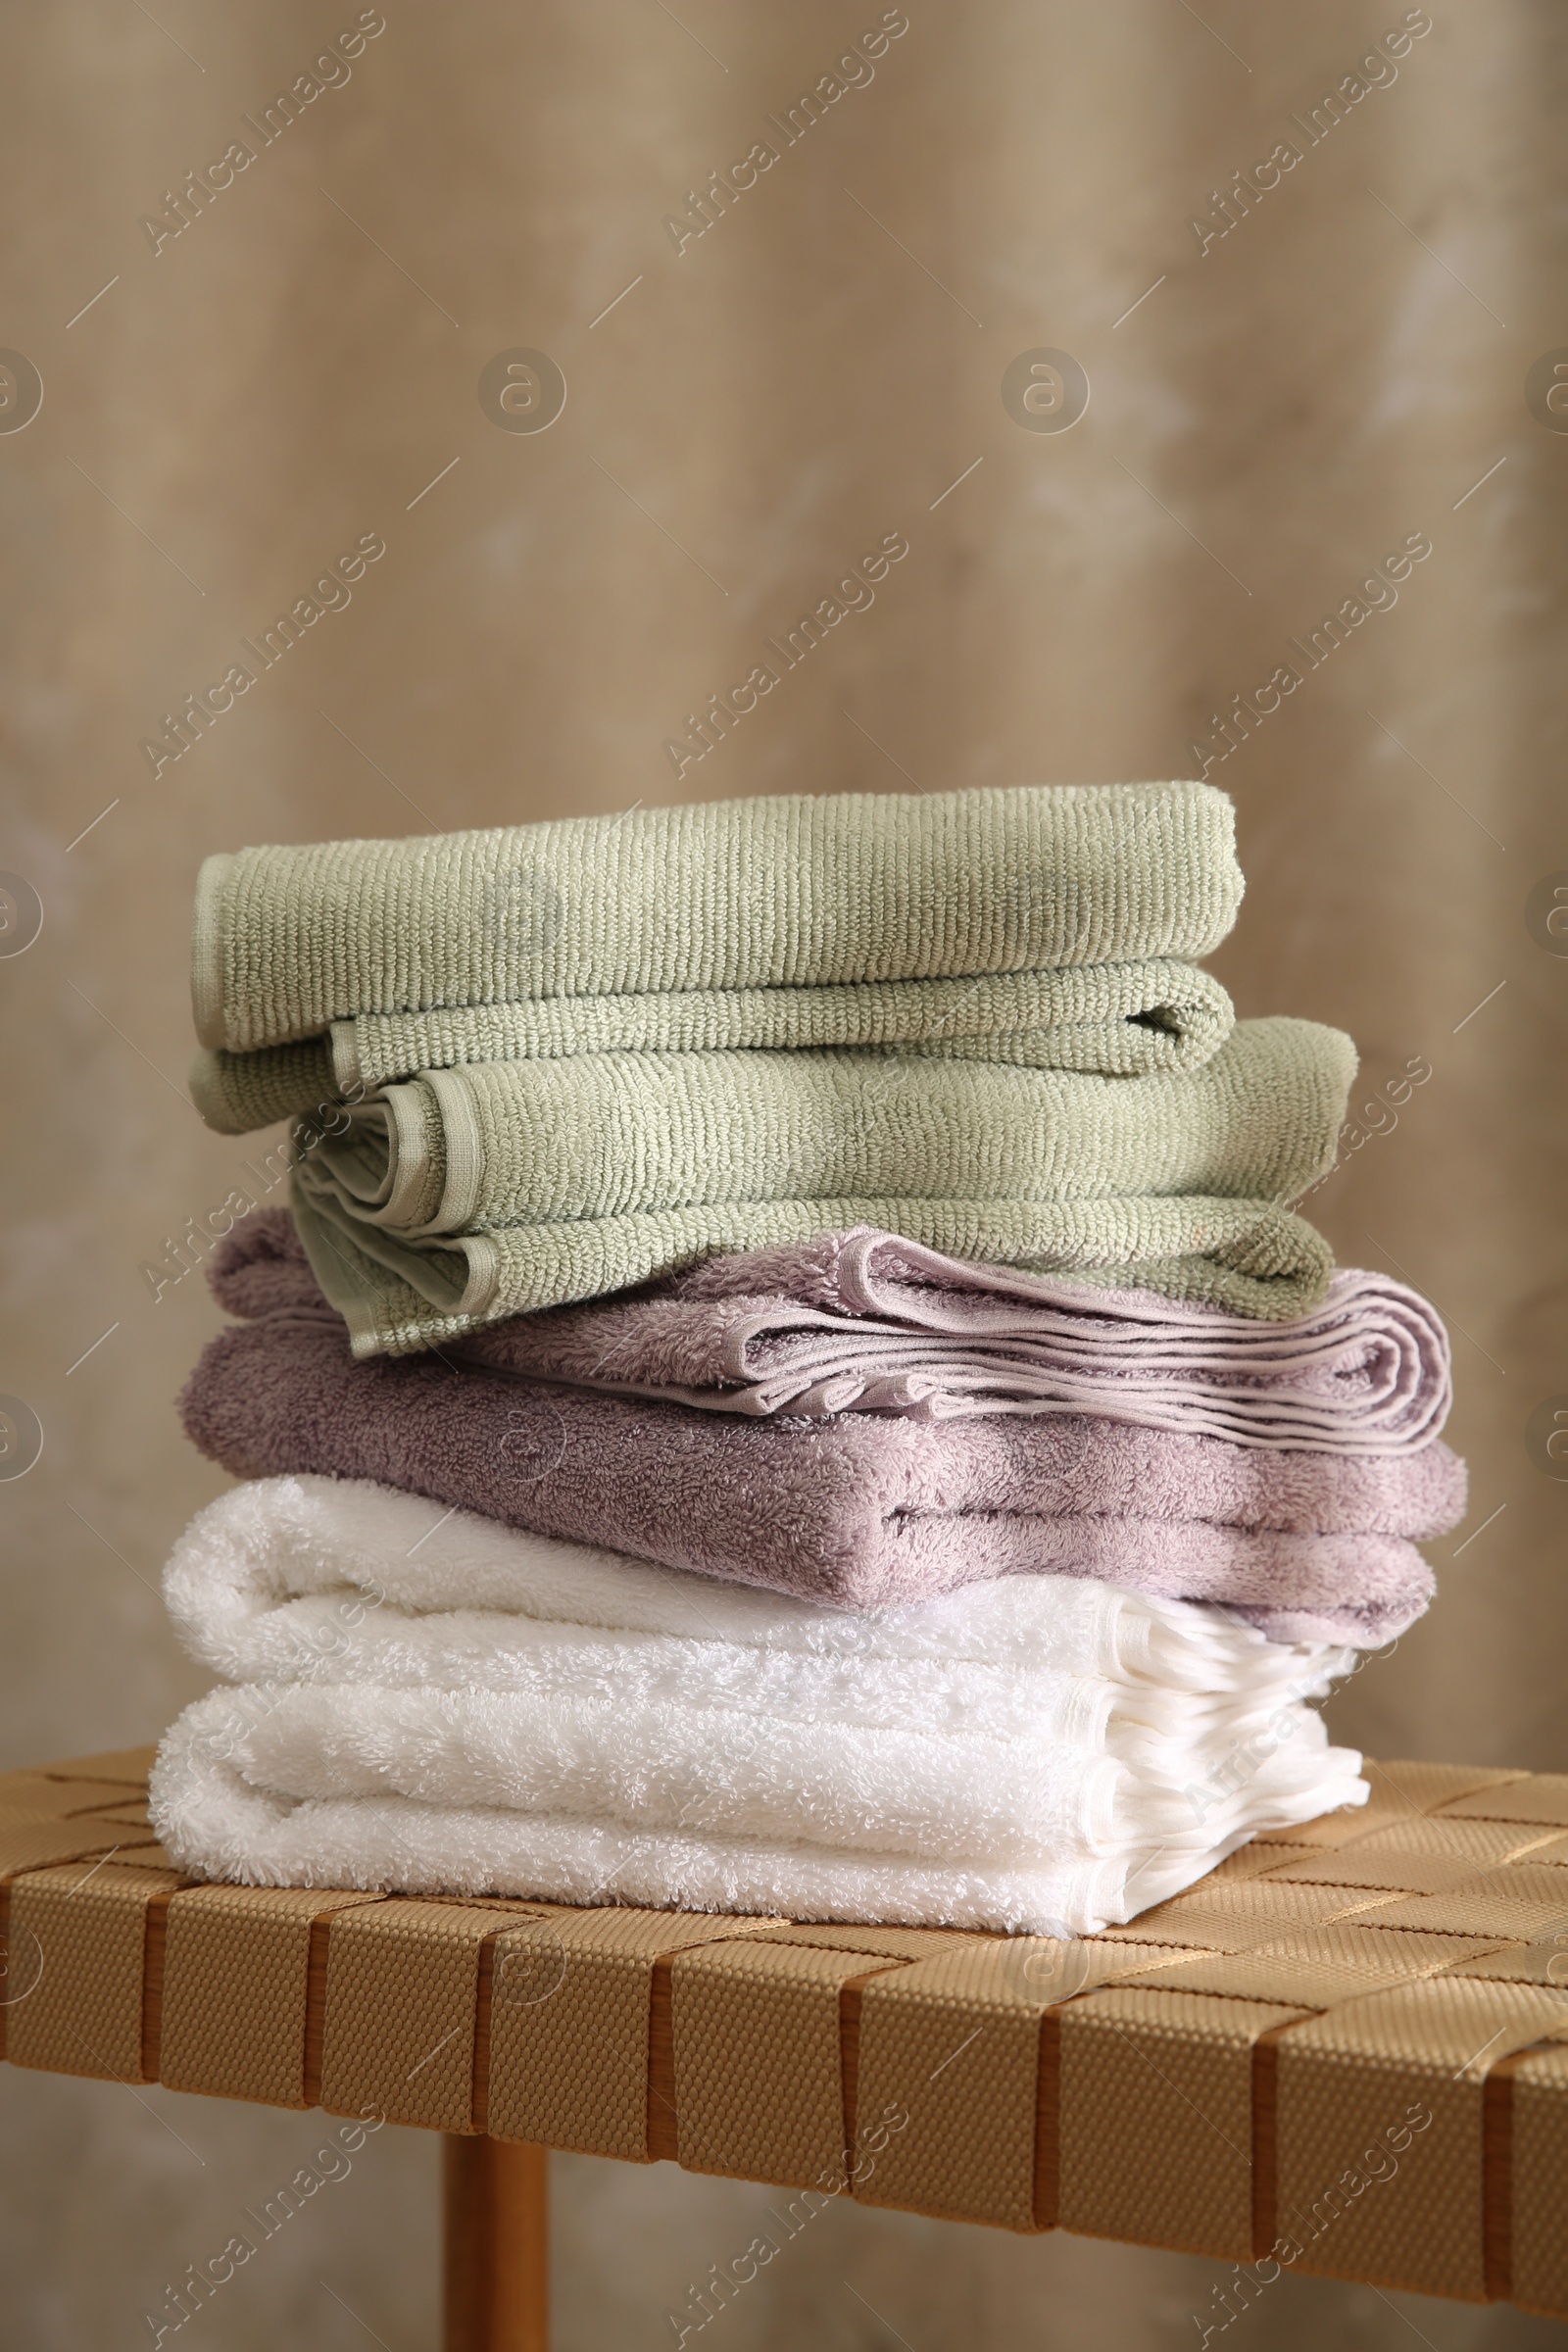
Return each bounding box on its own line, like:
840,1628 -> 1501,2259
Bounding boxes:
3,2 -> 1564,2343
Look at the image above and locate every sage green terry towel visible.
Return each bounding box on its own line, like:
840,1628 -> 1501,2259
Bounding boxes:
189,959 -> 1237,1135
292,1192 -> 1337,1357
192,782 -> 1243,1054
287,1018 -> 1352,1352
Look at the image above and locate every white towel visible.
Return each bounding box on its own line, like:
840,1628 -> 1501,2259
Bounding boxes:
151,1477 -> 1367,1935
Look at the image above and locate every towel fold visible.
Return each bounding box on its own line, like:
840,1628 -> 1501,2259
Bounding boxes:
285,1019 -> 1352,1349
192,781 -> 1244,1053
300,1022 -> 1350,1235
180,1221 -> 1456,1639
149,1476 -> 1365,1933
294,1192 -> 1340,1356
440,1226 -> 1450,1453
189,959 -> 1238,1134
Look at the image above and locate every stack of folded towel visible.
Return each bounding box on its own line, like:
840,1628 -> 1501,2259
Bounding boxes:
150,782 -> 1465,1935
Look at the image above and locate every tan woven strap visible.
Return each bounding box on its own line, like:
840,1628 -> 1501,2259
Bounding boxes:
1060,1986 -> 1306,2258
0,1775 -> 157,1822
747,1924 -> 979,1960
6,1862 -> 186,2082
852,1938 -> 1172,2231
77,1799 -> 155,1828
1436,1774 -> 1568,1826
1269,1977 -> 1568,2299
0,1838 -> 161,2066
1200,1841 -> 1312,1883
1371,1760 -> 1533,1811
1260,1819 -> 1564,1894
0,1809 -> 166,2070
318,1899 -> 535,2133
487,1909 -> 779,2162
160,1886 -> 386,2106
1102,1877 -> 1388,1951
1250,1804 -> 1397,1852
1449,1945 -> 1568,1988
31,1745 -> 159,1785
858,1941 -> 1052,2230
0,1816 -> 153,1881
121,1842 -> 179,1871
1506,2041 -> 1568,2316
669,1939 -> 905,2187
1348,1862 -> 1568,1939
1126,1921 -> 1507,2012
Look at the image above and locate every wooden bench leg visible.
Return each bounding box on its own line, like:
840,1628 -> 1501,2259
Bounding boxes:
443,2136 -> 550,2352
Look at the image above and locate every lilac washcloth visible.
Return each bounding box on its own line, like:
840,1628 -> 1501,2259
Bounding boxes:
180,1218 -> 1460,1643
448,1227 -> 1451,1454
212,1215 -> 1451,1451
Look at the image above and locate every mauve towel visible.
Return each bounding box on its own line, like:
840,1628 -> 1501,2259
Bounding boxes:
447,1227 -> 1451,1455
219,1212 -> 1450,1452
179,1217 -> 1459,1642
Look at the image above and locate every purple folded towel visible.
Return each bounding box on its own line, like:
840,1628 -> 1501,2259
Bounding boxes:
438,1227 -> 1449,1454
179,1216 -> 1460,1643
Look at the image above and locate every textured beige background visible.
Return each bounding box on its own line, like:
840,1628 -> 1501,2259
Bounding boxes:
2,2 -> 1564,2343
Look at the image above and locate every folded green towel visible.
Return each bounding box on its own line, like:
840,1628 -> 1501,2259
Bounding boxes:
287,1019 -> 1352,1353
192,782 -> 1243,1054
194,1036 -> 338,1134
293,1192 -> 1337,1357
189,959 -> 1237,1135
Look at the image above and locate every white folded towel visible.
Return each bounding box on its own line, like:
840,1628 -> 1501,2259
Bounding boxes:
151,1476 -> 1367,1935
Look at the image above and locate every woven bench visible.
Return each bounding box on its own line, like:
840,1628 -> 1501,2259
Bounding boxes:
4,1749 -> 1568,2347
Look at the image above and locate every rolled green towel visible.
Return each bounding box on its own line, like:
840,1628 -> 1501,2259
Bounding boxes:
192,782 -> 1243,1054
189,959 -> 1237,1135
287,1019 -> 1353,1353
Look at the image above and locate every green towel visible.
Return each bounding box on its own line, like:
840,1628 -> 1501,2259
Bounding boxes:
194,1035 -> 339,1133
293,1193 -> 1336,1358
288,1019 -> 1352,1353
192,782 -> 1243,1053
189,959 -> 1237,1134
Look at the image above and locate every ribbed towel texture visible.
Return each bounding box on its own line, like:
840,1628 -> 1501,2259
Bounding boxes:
295,1192 -> 1338,1358
192,781 -> 1244,1052
179,1222 -> 1457,1642
286,1019 -> 1352,1349
149,1477 -> 1367,1934
190,960 -> 1239,1134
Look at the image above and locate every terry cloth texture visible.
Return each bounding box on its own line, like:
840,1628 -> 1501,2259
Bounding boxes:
293,1193 -> 1338,1358
190,780 -> 1245,1054
189,959 -> 1238,1135
285,1019 -> 1354,1350
444,1229 -> 1451,1455
220,1213 -> 1452,1451
179,1226 -> 1456,1642
149,1476 -> 1366,1933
